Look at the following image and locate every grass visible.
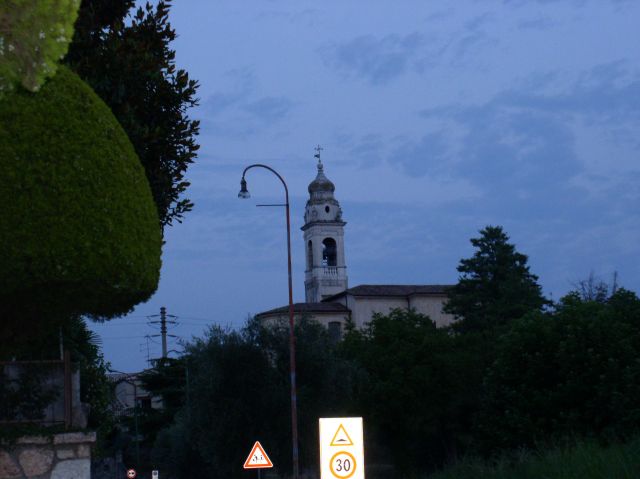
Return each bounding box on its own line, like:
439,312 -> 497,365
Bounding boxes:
426,436 -> 640,479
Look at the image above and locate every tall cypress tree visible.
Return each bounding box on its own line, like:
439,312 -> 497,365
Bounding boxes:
445,225 -> 547,333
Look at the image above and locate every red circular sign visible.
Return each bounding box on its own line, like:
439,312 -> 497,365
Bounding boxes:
127,469 -> 137,479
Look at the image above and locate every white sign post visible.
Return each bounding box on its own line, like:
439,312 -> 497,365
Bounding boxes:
319,417 -> 365,479
152,471 -> 159,479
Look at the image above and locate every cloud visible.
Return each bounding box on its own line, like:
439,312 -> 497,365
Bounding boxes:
394,107 -> 580,213
496,61 -> 640,122
203,68 -> 256,116
320,33 -> 424,85
199,69 -> 294,138
378,61 -> 640,224
243,96 -> 294,123
339,133 -> 386,167
206,91 -> 245,116
389,132 -> 453,177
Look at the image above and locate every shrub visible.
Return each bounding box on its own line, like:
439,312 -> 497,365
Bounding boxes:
0,66 -> 161,337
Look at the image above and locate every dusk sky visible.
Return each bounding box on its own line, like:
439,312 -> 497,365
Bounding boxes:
91,0 -> 640,372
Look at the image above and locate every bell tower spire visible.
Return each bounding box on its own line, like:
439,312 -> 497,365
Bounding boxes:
302,147 -> 348,302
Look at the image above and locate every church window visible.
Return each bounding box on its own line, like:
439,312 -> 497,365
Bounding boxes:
307,240 -> 313,269
325,205 -> 330,213
322,238 -> 337,266
328,321 -> 342,342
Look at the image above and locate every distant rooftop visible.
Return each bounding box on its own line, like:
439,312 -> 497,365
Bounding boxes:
322,284 -> 453,301
256,302 -> 349,318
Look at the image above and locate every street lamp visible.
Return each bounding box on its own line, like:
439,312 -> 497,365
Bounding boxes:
109,369 -> 141,468
238,164 -> 299,479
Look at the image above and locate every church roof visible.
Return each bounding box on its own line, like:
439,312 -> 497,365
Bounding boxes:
322,284 -> 453,301
256,301 -> 350,318
308,159 -> 335,195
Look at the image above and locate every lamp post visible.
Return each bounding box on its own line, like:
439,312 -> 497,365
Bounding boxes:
239,164 -> 299,479
109,370 -> 141,468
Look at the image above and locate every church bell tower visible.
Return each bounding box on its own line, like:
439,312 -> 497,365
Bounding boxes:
302,147 -> 348,302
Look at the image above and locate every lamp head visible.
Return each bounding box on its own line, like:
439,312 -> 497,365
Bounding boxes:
238,177 -> 250,199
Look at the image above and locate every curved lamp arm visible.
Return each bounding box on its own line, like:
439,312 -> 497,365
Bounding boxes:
239,163 -> 290,204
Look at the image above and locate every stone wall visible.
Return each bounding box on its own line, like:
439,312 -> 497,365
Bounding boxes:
0,432 -> 95,479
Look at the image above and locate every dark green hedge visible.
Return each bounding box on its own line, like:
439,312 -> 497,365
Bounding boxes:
0,66 -> 161,328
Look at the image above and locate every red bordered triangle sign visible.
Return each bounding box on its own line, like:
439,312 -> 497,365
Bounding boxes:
243,441 -> 274,469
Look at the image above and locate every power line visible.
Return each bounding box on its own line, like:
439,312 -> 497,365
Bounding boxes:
179,316 -> 217,322
91,321 -> 152,327
100,335 -> 150,340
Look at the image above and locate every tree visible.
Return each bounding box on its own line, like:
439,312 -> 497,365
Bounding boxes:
0,0 -> 79,96
249,316 -> 362,471
341,309 -> 480,473
444,226 -> 547,334
150,316 -> 361,478
65,0 -> 200,229
130,357 -> 188,473
0,65 -> 161,342
571,271 -> 619,303
477,288 -> 640,452
151,324 -> 287,479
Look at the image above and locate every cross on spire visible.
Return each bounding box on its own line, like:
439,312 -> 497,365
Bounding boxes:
314,144 -> 323,160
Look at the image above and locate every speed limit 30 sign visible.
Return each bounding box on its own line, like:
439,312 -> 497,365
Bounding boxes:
319,417 -> 364,479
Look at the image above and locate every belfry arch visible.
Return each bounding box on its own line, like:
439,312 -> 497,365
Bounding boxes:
322,238 -> 337,267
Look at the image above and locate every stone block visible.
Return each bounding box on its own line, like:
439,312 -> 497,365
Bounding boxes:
51,458 -> 90,479
76,444 -> 90,458
0,451 -> 21,479
53,432 -> 96,445
16,436 -> 50,445
19,447 -> 54,477
56,447 -> 76,460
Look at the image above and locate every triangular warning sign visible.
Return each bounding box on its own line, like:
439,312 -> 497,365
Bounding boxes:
330,424 -> 354,446
243,441 -> 274,469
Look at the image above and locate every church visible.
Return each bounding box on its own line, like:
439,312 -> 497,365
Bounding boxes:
256,154 -> 455,339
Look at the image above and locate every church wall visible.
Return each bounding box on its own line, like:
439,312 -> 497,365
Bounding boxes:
407,295 -> 455,327
349,296 -> 410,329
331,294 -> 455,329
307,312 -> 351,329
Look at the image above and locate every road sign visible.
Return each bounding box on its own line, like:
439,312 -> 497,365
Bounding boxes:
152,471 -> 159,479
319,418 -> 365,479
243,441 -> 274,469
330,424 -> 354,446
126,469 -> 136,479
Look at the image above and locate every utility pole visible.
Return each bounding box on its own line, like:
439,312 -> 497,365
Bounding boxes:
160,307 -> 167,358
148,306 -> 177,361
